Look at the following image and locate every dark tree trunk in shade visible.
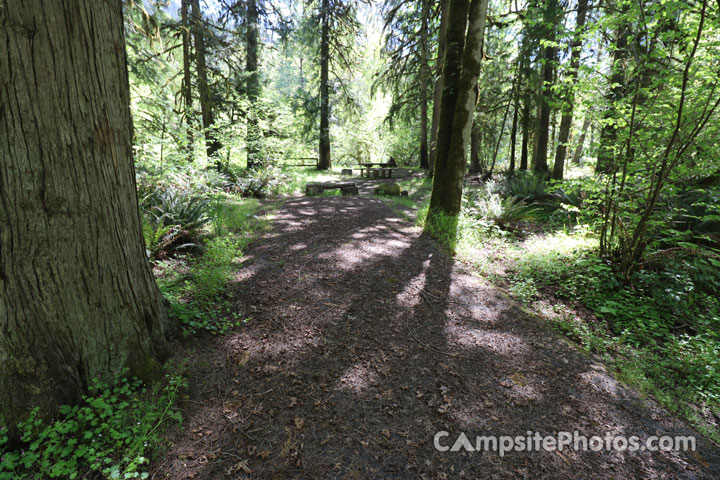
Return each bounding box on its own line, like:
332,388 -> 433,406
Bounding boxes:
191,0 -> 221,159
520,91 -> 530,170
509,92 -> 519,172
533,42 -> 554,174
318,0 -> 331,170
428,0 -> 450,175
429,0 -> 489,216
181,0 -> 195,159
0,0 -> 170,434
246,0 -> 261,169
470,120 -> 482,174
532,0 -> 560,175
419,0 -> 431,169
553,0 -> 589,180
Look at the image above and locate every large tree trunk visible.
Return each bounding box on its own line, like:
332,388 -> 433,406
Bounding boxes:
318,0 -> 331,170
418,0 -> 431,169
181,0 -> 195,160
0,0 -> 170,434
191,0 -> 221,159
552,0 -> 589,180
428,0 -> 450,175
246,0 -> 261,169
428,0 -> 489,216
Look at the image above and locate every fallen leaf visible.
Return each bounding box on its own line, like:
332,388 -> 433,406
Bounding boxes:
294,417 -> 304,429
236,460 -> 252,474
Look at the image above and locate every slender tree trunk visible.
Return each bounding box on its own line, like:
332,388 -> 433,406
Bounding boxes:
509,95 -> 519,172
246,0 -> 261,169
428,0 -> 450,175
520,92 -> 530,170
553,0 -> 589,180
572,115 -> 591,164
318,0 -> 331,170
470,119 -> 481,174
191,0 -> 221,159
429,0 -> 489,216
532,0 -> 559,175
533,43 -> 554,174
0,0 -> 170,435
181,0 -> 194,160
419,0 -> 431,169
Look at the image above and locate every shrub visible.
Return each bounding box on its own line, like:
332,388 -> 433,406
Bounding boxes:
139,187 -> 212,256
231,165 -> 285,198
0,372 -> 185,480
463,186 -> 529,229
505,172 -> 548,203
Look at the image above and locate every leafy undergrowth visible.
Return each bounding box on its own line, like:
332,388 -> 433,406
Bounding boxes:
0,370 -> 186,480
156,196 -> 271,336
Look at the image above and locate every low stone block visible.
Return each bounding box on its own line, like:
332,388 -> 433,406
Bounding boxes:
373,183 -> 401,196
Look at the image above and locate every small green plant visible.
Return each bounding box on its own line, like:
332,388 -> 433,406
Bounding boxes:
420,206 -> 459,252
0,371 -> 186,480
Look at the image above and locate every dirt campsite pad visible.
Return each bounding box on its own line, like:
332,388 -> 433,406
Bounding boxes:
154,195 -> 720,479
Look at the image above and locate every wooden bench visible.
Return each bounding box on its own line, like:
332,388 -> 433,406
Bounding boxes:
288,157 -> 319,168
305,182 -> 359,196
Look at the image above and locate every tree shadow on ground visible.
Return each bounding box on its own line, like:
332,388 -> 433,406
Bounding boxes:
155,196 -> 720,479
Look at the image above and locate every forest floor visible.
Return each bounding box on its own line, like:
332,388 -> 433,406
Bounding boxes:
153,177 -> 720,479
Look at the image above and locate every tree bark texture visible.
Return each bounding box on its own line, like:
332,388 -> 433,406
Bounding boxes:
0,0 -> 170,433
419,0 -> 431,169
429,0 -> 489,216
428,0 -> 450,175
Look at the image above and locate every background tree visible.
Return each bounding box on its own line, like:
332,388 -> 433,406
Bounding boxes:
0,0 -> 171,432
376,0 -> 438,169
552,0 -> 590,180
191,0 -> 222,158
531,0 -> 562,174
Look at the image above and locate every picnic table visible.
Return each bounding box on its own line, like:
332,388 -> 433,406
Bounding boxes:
358,162 -> 397,179
305,182 -> 358,196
